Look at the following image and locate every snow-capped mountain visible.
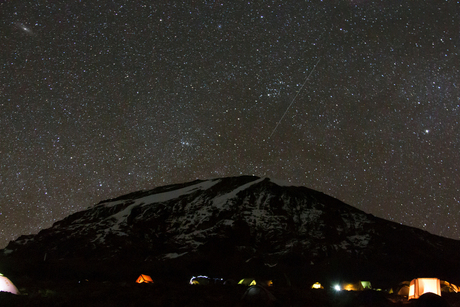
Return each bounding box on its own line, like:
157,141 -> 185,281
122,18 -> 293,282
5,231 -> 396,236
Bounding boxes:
2,176 -> 460,284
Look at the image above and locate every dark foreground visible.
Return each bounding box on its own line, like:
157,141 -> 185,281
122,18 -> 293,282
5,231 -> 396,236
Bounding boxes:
1,281 -> 460,307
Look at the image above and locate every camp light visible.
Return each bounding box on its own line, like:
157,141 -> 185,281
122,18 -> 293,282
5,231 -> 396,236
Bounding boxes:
334,284 -> 341,291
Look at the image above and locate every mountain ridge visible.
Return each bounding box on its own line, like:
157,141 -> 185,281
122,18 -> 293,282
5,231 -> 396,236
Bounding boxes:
2,176 -> 459,286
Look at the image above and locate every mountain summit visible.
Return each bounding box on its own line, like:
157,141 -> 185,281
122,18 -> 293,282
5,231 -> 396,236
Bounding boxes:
2,176 -> 460,285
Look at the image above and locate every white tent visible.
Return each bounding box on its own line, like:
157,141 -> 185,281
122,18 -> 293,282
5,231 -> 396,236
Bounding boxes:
408,278 -> 441,300
0,274 -> 19,295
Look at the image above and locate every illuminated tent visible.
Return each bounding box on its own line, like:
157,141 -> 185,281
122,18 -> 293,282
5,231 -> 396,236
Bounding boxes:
238,278 -> 257,286
136,274 -> 153,283
0,274 -> 19,295
311,282 -> 324,289
238,278 -> 272,287
341,281 -> 364,291
441,280 -> 459,293
190,275 -> 224,285
335,280 -> 371,291
190,276 -> 211,285
360,281 -> 372,290
408,278 -> 441,300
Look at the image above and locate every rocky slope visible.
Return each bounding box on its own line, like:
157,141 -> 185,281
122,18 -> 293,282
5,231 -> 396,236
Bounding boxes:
2,176 -> 460,286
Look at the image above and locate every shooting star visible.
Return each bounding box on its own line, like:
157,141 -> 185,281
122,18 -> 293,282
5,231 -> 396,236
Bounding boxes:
267,59 -> 320,140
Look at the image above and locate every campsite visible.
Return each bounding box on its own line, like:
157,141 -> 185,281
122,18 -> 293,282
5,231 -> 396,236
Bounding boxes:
1,272 -> 460,306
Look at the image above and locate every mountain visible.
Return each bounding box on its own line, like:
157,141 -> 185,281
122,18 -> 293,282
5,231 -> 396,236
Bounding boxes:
2,176 -> 460,286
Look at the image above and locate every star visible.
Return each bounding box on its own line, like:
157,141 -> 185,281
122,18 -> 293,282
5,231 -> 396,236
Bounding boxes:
1,1 -> 459,248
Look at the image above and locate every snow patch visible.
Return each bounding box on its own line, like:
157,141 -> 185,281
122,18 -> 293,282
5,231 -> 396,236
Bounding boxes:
212,177 -> 265,208
91,232 -> 106,244
163,252 -> 188,259
103,180 -> 220,208
100,180 -> 222,231
138,180 -> 220,204
221,219 -> 234,226
109,203 -> 139,230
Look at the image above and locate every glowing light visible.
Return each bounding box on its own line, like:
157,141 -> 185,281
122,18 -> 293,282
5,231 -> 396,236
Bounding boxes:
334,284 -> 341,291
312,282 -> 323,289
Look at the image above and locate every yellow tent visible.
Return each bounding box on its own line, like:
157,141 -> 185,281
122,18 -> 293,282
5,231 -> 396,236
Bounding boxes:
408,278 -> 441,300
238,278 -> 257,286
136,274 -> 153,283
396,281 -> 410,296
311,282 -> 324,289
441,280 -> 459,293
238,278 -> 272,287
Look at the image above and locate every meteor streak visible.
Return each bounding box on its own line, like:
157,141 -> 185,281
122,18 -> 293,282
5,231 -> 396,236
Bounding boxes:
267,59 -> 320,140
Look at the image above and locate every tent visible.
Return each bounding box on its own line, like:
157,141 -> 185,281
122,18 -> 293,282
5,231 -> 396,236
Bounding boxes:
241,285 -> 276,306
395,281 -> 411,296
335,280 -> 371,291
190,276 -> 210,285
238,278 -> 257,286
341,281 -> 364,291
238,278 -> 272,287
408,278 -> 441,300
0,273 -> 19,295
311,282 -> 324,289
190,275 -> 224,285
361,281 -> 372,290
136,274 -> 153,284
440,280 -> 459,293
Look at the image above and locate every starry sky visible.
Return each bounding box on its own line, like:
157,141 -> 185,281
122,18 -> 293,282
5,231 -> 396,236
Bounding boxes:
1,1 -> 459,248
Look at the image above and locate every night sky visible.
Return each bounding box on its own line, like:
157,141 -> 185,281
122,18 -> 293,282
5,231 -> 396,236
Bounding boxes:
1,1 -> 459,248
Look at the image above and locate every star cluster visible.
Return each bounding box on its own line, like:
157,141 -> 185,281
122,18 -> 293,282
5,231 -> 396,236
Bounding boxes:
1,1 -> 459,248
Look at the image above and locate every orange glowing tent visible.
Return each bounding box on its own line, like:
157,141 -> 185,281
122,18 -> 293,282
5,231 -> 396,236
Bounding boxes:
408,278 -> 441,300
136,274 -> 153,283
